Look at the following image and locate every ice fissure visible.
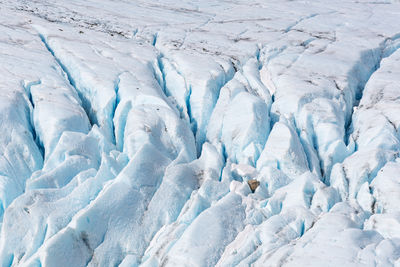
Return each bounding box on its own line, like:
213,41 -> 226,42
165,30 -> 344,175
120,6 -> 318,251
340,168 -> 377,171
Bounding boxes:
22,79 -> 45,158
38,34 -> 96,128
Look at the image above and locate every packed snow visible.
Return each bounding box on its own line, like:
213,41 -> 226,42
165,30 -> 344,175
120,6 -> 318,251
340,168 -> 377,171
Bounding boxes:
0,0 -> 400,266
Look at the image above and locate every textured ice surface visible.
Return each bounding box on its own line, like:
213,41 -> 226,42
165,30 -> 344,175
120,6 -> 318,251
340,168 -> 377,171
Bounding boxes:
1,0 -> 400,266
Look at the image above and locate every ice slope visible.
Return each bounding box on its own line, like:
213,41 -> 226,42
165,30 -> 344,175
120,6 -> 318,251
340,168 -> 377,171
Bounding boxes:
0,0 -> 400,266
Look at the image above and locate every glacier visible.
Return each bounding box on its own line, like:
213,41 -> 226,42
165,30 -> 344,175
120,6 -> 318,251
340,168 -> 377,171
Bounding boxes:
0,0 -> 400,266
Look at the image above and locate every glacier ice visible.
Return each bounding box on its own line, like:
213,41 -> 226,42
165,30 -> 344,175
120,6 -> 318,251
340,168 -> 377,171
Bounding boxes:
0,0 -> 400,266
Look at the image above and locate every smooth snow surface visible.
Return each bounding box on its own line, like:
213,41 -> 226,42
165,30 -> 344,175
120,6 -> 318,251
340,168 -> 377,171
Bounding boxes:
1,0 -> 400,266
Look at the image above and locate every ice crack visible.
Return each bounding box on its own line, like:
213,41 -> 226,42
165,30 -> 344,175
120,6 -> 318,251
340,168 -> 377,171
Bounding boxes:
38,33 -> 95,127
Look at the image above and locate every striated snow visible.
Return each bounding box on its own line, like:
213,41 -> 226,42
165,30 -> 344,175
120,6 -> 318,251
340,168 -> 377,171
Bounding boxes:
0,0 -> 400,266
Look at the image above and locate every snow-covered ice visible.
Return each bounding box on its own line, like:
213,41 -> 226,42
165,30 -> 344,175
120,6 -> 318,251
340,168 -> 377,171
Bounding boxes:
1,0 -> 400,266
